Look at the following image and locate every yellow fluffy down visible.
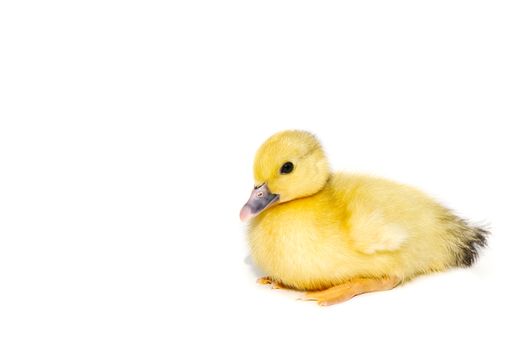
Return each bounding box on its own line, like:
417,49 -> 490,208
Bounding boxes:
246,130 -> 486,291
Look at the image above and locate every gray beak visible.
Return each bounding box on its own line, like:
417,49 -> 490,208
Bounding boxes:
239,183 -> 279,221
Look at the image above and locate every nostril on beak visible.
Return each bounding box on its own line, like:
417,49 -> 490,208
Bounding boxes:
256,192 -> 263,198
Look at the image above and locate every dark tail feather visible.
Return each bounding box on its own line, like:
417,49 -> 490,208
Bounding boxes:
458,224 -> 490,267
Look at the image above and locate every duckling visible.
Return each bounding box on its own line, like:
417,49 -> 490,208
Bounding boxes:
240,130 -> 489,306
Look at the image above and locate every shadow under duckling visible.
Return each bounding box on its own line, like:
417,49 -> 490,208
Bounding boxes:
240,130 -> 489,306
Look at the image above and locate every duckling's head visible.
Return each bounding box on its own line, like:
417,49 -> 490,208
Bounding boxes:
240,130 -> 330,221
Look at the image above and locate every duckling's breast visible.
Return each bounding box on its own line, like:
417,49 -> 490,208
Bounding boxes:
247,196 -> 357,290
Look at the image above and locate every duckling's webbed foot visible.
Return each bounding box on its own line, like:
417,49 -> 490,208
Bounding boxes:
256,276 -> 287,290
303,276 -> 401,306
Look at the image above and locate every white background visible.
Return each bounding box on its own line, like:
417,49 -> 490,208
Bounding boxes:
1,1 -> 523,349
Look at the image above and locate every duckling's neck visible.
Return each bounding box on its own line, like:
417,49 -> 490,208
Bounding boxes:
254,177 -> 338,224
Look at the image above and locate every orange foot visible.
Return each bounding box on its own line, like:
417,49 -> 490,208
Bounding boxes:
303,276 -> 401,306
257,276 -> 288,290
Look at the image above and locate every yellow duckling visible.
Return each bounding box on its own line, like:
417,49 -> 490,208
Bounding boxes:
240,130 -> 489,306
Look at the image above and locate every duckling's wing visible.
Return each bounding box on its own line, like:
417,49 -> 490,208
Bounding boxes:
349,206 -> 408,254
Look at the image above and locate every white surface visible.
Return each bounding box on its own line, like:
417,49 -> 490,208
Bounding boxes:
1,1 -> 523,349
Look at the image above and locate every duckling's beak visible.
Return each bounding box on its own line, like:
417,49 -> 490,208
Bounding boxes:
240,183 -> 280,221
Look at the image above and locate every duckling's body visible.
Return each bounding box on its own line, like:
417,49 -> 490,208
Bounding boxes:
249,173 -> 483,291
241,130 -> 488,305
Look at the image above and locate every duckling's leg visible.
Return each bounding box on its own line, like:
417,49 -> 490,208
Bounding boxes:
257,276 -> 287,289
303,276 -> 401,306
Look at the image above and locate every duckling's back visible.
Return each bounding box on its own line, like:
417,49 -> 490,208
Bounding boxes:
327,173 -> 488,277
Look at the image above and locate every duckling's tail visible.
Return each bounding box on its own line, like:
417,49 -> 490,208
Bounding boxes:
445,213 -> 490,267
458,224 -> 489,267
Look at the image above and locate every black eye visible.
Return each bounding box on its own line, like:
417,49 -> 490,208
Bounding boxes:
280,161 -> 294,174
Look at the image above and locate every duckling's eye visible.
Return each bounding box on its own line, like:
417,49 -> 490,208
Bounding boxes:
280,161 -> 294,174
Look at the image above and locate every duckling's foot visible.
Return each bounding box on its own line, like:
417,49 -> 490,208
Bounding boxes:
302,276 -> 401,306
257,276 -> 287,289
